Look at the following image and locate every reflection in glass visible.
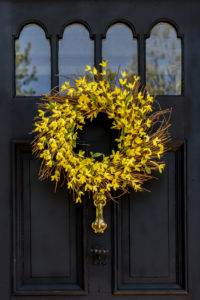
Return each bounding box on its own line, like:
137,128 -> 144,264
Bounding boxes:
59,24 -> 94,86
146,23 -> 182,95
15,24 -> 51,96
102,23 -> 138,77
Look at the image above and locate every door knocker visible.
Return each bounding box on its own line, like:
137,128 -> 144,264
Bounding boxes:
91,193 -> 107,233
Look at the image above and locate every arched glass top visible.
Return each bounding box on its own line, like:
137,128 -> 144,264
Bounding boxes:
102,23 -> 138,77
59,24 -> 94,86
146,22 -> 182,95
15,24 -> 51,96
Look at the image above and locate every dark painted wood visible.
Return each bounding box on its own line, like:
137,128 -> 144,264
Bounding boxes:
0,0 -> 198,299
12,142 -> 87,295
114,142 -> 187,295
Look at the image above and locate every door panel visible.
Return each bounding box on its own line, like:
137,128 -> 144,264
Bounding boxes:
13,143 -> 87,295
0,0 -> 199,299
114,143 -> 187,295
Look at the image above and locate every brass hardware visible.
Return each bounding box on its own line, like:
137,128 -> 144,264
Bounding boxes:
91,248 -> 109,264
91,194 -> 107,233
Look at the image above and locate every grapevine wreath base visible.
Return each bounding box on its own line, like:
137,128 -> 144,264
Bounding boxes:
32,61 -> 171,233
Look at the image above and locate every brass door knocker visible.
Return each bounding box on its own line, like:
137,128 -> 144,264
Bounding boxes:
91,194 -> 107,233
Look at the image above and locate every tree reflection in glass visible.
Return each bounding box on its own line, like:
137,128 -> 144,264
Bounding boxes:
146,22 -> 182,95
59,24 -> 94,87
15,24 -> 51,96
102,23 -> 138,78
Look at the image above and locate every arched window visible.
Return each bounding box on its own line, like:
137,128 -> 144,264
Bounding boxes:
15,24 -> 51,96
102,23 -> 138,77
59,24 -> 94,86
146,22 -> 182,95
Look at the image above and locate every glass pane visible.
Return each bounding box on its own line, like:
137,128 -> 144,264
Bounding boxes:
59,24 -> 94,86
146,23 -> 182,95
102,23 -> 138,77
15,24 -> 51,96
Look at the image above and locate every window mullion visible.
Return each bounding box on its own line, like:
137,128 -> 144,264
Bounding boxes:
94,34 -> 102,72
138,34 -> 145,86
51,34 -> 59,90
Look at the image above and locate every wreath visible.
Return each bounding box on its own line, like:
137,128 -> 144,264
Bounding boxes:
32,61 -> 170,232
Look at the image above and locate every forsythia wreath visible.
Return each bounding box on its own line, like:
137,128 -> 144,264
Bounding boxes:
32,61 -> 170,205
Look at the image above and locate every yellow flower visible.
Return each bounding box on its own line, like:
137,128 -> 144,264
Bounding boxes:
135,164 -> 142,172
153,137 -> 161,146
51,170 -> 60,182
76,197 -> 82,203
46,160 -> 53,167
91,67 -> 98,75
158,144 -> 164,152
157,144 -> 164,158
134,75 -> 140,82
100,70 -> 107,76
126,83 -> 135,90
99,60 -> 108,68
135,146 -> 142,156
119,78 -> 127,85
67,88 -> 74,96
61,81 -> 70,91
147,93 -> 154,103
158,164 -> 165,173
67,181 -> 73,189
37,142 -> 44,150
85,65 -> 91,71
135,136 -> 143,144
78,150 -> 85,157
85,184 -> 93,191
137,91 -> 143,101
56,152 -> 63,160
49,121 -> 57,130
121,71 -> 127,78
38,109 -> 45,117
145,119 -> 151,128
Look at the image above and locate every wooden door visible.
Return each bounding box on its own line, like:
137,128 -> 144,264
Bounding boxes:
0,0 -> 199,299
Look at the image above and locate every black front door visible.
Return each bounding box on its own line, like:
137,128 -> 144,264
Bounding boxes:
0,0 -> 199,299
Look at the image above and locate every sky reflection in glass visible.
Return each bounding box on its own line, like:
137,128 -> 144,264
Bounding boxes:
15,24 -> 51,96
59,24 -> 94,87
102,24 -> 138,76
146,23 -> 182,95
